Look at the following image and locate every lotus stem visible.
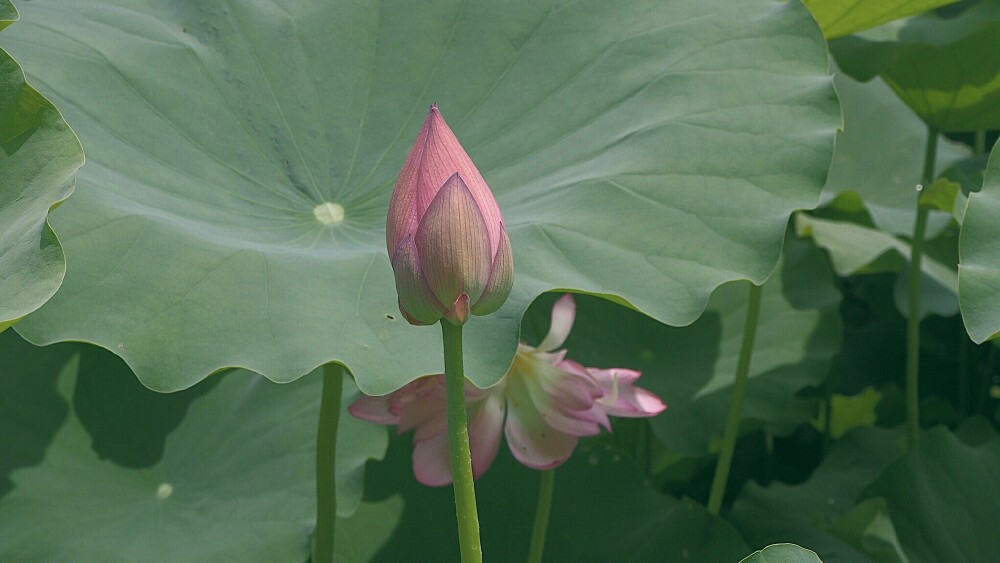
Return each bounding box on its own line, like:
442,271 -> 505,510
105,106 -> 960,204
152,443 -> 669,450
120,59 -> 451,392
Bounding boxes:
441,320 -> 484,563
707,282 -> 763,515
314,363 -> 344,562
906,126 -> 938,448
527,469 -> 556,563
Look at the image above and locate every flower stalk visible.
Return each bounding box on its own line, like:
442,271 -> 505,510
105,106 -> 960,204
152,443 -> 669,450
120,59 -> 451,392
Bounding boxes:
707,282 -> 763,515
906,126 -> 938,448
441,320 -> 483,563
313,363 -> 344,563
527,470 -> 556,563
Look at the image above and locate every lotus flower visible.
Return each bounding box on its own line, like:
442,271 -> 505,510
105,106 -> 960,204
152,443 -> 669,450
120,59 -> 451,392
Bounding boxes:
350,295 -> 667,485
386,104 -> 513,326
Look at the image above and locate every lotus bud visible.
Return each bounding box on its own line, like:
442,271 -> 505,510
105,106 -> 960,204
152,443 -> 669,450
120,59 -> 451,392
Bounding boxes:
386,105 -> 513,326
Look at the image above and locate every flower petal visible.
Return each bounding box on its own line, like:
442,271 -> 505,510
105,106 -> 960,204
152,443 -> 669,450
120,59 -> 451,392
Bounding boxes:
387,106 -> 504,256
415,174 -> 492,308
409,381 -> 504,486
542,359 -> 604,409
444,292 -> 471,326
588,367 -> 642,384
504,373 -> 579,469
589,368 -> 667,418
467,384 -> 506,479
537,294 -> 576,352
612,386 -> 667,417
390,235 -> 446,325
348,393 -> 398,425
471,223 -> 514,316
386,110 -> 432,255
412,430 -> 453,487
397,379 -> 447,436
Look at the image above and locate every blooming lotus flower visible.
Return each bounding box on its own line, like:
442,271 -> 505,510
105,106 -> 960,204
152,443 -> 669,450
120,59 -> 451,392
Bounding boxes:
386,104 -> 513,326
350,295 -> 666,485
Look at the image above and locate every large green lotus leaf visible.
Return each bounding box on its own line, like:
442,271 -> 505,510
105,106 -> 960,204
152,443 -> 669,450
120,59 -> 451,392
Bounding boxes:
520,234 -> 841,457
796,212 -> 958,318
352,432 -> 749,562
823,71 -> 968,237
959,141 -> 1000,343
860,426 -> 1000,563
0,2 -> 84,332
4,0 -> 839,392
831,0 -> 1000,132
730,426 -> 907,562
0,330 -> 387,560
334,495 -> 405,562
739,543 -> 823,563
0,0 -> 16,30
804,0 -> 958,39
827,497 -> 910,563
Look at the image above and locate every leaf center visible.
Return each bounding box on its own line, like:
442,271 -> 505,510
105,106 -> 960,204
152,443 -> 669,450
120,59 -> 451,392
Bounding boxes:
313,202 -> 345,225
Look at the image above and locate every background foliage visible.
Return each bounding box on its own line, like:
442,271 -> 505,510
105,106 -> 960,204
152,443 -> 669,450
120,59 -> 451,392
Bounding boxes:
2,0 -> 1000,561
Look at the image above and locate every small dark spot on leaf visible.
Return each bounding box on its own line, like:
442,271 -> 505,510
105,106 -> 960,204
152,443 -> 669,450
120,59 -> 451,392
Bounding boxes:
385,314 -> 395,320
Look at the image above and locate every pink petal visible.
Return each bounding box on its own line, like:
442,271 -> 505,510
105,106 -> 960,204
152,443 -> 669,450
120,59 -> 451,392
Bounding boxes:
537,294 -> 576,352
604,386 -> 667,417
398,385 -> 447,435
444,292 -> 471,325
467,387 -> 506,479
537,400 -> 602,436
504,374 -> 579,469
386,114 -> 430,257
350,376 -> 443,425
471,222 -> 514,316
588,367 -> 642,384
412,430 -> 453,487
410,382 -> 505,486
385,377 -> 443,410
410,407 -> 448,443
541,375 -> 602,413
348,393 -> 398,425
385,376 -> 444,431
516,368 -> 602,436
415,174 -> 492,311
545,359 -> 604,408
387,105 -> 504,258
589,368 -> 667,418
390,235 -> 446,325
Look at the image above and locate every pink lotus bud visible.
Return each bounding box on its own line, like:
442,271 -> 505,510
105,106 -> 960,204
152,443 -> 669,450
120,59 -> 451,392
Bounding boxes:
386,105 -> 513,326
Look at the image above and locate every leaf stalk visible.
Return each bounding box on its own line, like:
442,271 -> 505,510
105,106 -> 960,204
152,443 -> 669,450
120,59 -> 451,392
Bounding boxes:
527,470 -> 556,563
314,363 -> 345,562
707,282 -> 763,515
906,126 -> 938,448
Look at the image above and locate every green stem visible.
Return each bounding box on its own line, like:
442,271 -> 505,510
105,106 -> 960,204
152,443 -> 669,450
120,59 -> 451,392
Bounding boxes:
906,126 -> 937,448
527,470 -> 556,563
314,363 -> 344,563
707,283 -> 763,515
975,130 -> 986,155
823,391 -> 833,450
978,345 -> 997,417
441,321 -> 483,563
922,127 -> 938,186
958,331 -> 969,415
